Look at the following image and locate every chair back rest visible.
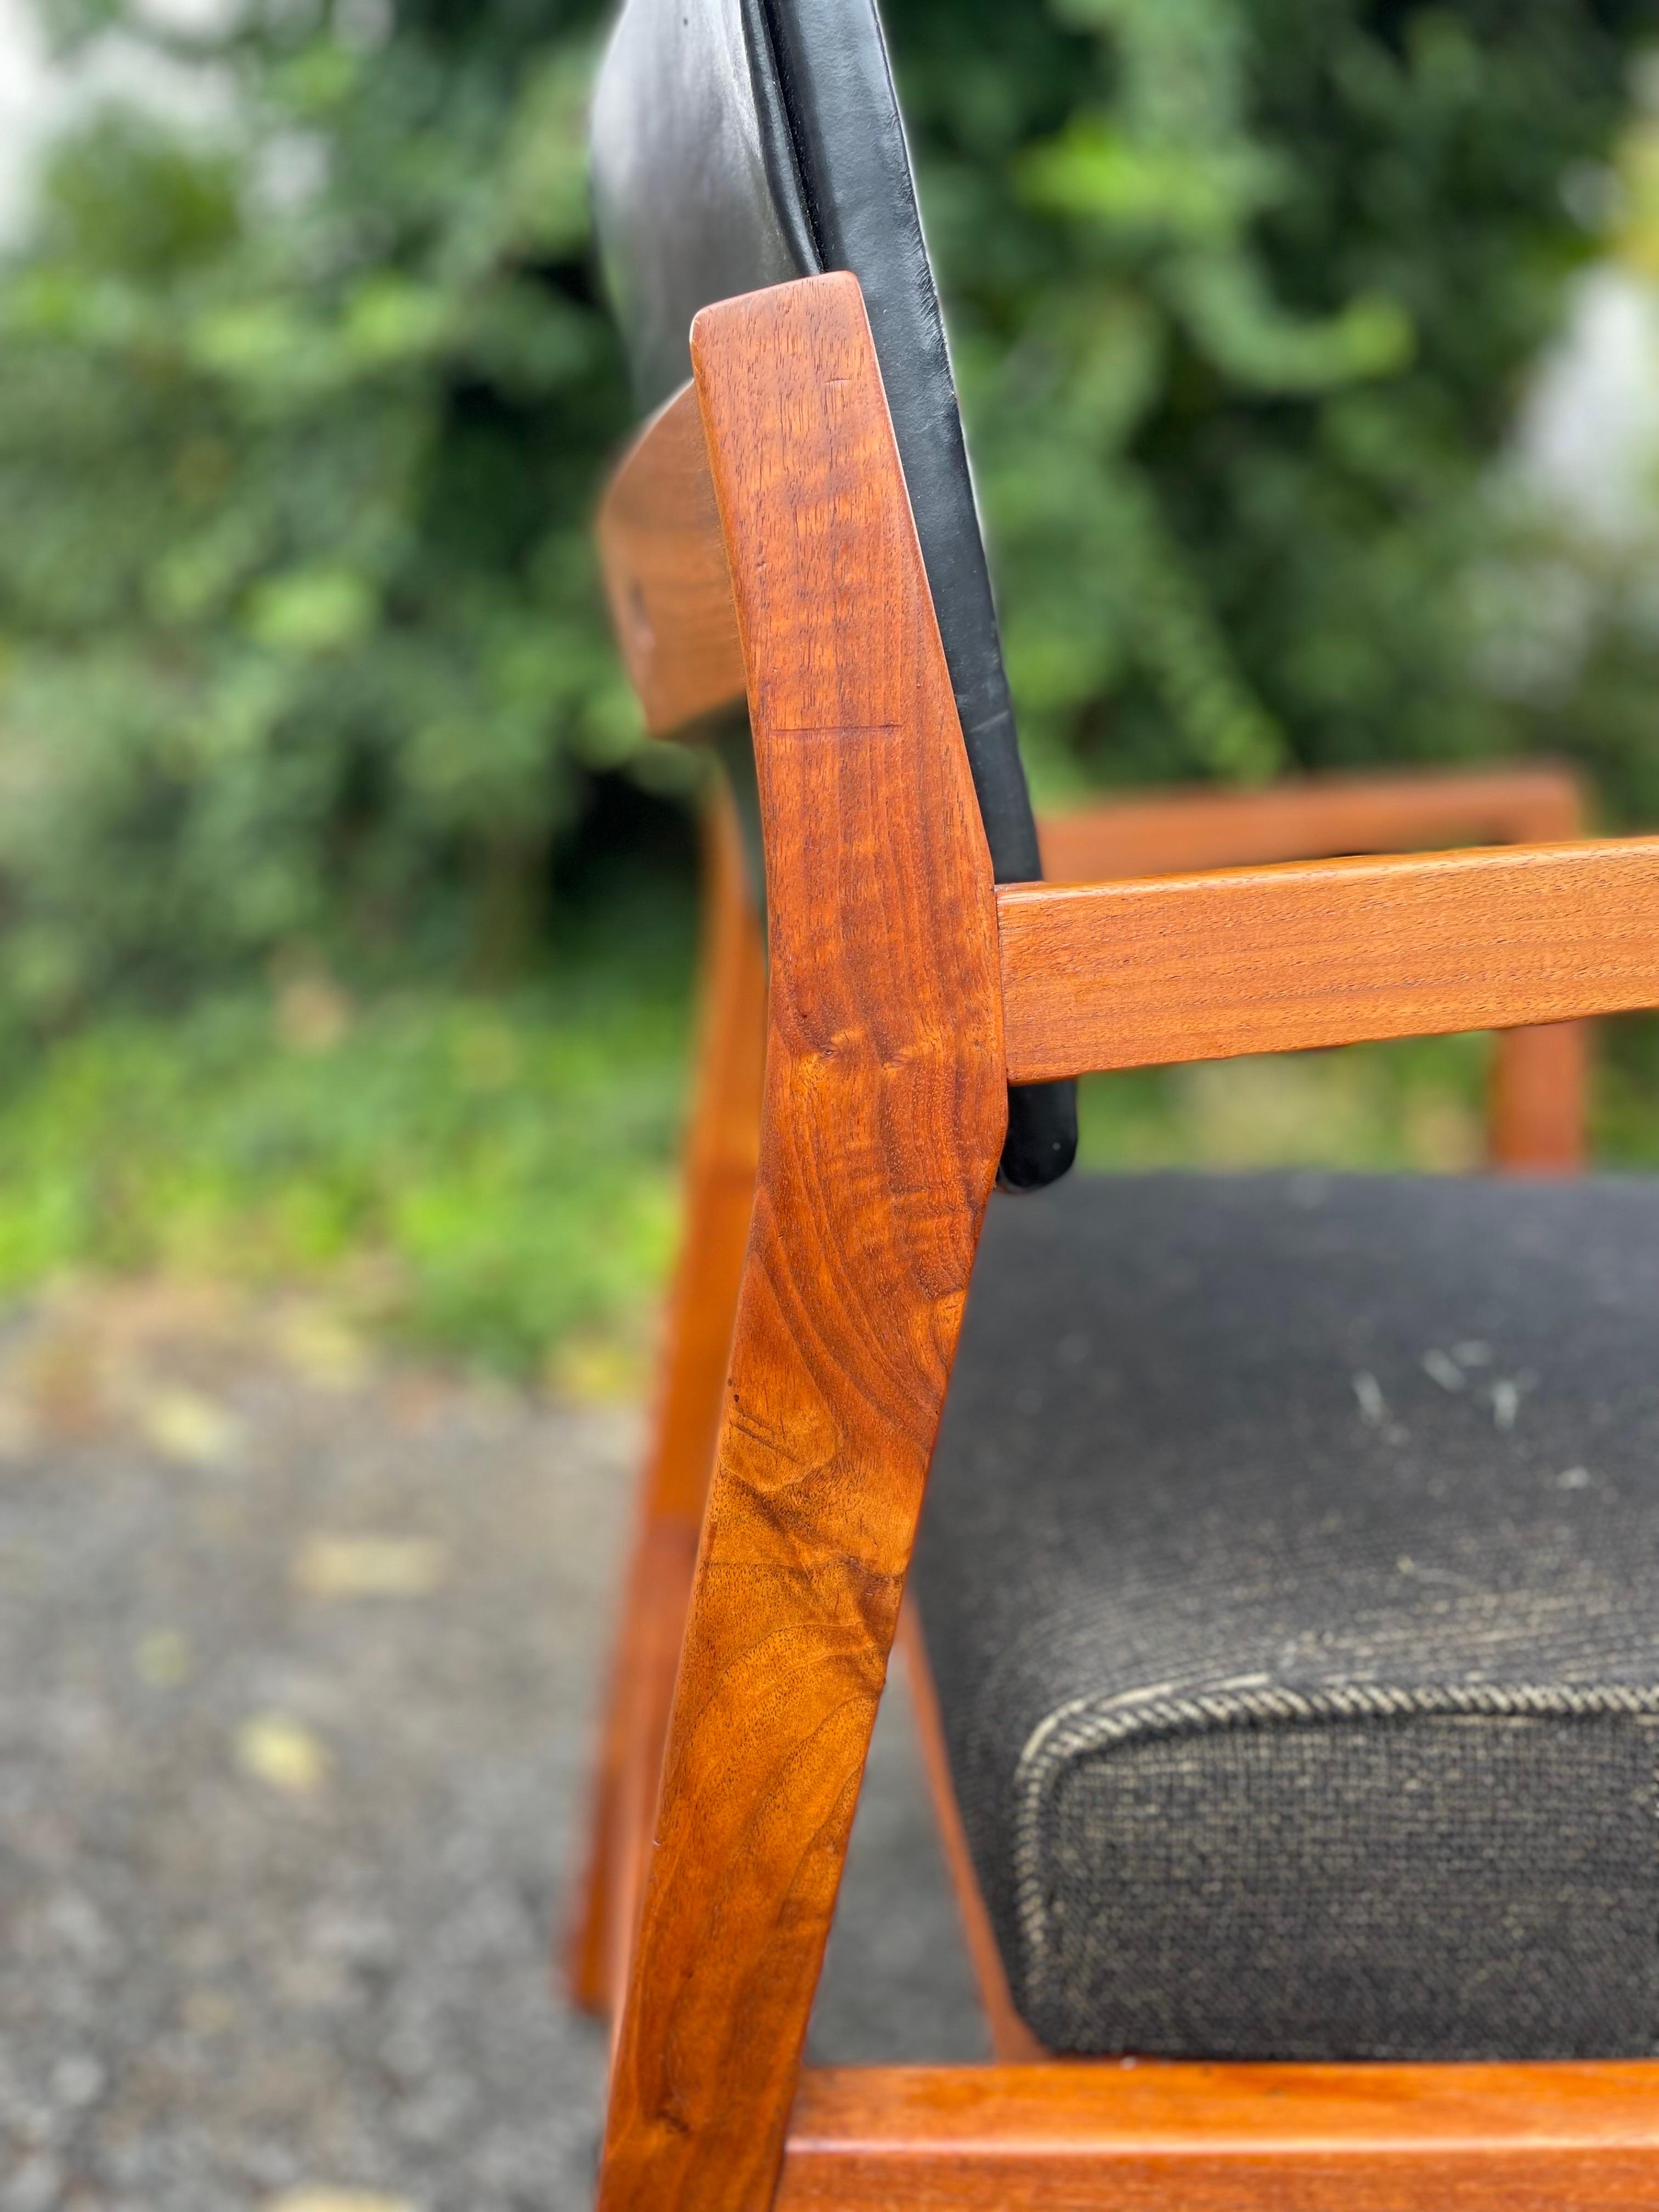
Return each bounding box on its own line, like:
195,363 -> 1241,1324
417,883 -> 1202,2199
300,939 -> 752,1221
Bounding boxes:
590,0 -> 1076,1187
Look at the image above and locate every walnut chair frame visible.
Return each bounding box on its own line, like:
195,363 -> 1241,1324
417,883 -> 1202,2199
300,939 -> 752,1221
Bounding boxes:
569,271 -> 1659,2211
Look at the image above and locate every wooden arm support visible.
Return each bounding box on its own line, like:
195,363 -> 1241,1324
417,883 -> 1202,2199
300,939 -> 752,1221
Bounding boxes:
1036,766 -> 1594,1171
1037,764 -> 1584,884
999,837 -> 1659,1084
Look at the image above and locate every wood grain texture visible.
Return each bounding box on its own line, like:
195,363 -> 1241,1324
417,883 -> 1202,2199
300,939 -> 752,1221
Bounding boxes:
898,1609 -> 1046,2064
777,2062 -> 1659,2209
1037,763 -> 1584,885
566,786 -> 765,2019
998,838 -> 1659,1084
595,274 -> 1007,2212
567,1511 -> 679,2020
1039,764 -> 1589,1169
597,382 -> 746,736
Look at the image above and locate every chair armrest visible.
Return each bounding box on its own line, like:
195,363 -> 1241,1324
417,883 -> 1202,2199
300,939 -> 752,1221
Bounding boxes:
998,838 -> 1659,1084
1036,764 -> 1584,884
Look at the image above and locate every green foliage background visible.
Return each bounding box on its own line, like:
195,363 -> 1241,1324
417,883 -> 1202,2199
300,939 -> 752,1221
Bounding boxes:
1,0 -> 1658,1369
4,0 -> 1657,1015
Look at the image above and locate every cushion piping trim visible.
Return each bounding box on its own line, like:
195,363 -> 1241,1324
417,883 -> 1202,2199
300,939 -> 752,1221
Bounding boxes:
1010,1679 -> 1659,2011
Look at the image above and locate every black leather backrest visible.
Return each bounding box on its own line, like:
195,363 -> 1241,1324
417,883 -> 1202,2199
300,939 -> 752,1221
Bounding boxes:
590,0 -> 1076,1188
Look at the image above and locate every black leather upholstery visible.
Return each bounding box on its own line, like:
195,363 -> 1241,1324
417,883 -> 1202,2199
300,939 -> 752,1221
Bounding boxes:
589,0 -> 1076,1188
590,0 -> 811,417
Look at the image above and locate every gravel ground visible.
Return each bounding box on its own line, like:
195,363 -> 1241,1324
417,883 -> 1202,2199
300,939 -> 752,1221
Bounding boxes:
0,1283 -> 979,2212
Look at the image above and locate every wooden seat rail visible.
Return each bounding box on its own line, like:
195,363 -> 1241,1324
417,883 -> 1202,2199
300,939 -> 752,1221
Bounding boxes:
777,2061 -> 1659,2209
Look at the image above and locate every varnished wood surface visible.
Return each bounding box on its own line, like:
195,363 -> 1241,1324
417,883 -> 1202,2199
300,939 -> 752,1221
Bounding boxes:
1037,763 -> 1584,885
566,787 -> 766,2021
777,2062 -> 1659,2209
596,275 -> 1007,2211
1489,1019 -> 1588,1174
584,272 -> 1641,2212
898,1610 -> 1046,2065
999,838 -> 1659,1084
1039,764 -> 1589,1169
565,1505 -> 686,2019
597,382 -> 746,736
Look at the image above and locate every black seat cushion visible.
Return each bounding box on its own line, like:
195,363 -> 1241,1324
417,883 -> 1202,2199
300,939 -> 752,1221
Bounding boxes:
911,1172 -> 1659,2061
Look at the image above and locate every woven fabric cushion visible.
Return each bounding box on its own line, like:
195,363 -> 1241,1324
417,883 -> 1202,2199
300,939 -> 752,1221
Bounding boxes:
910,1172 -> 1659,2061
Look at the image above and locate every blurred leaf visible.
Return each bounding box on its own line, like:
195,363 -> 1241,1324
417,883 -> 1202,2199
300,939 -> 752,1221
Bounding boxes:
41,113 -> 240,277
265,2195 -> 415,2212
245,568 -> 376,656
236,1714 -> 329,1795
343,274 -> 449,366
292,1534 -> 449,1597
139,1386 -> 242,1465
136,1627 -> 193,1686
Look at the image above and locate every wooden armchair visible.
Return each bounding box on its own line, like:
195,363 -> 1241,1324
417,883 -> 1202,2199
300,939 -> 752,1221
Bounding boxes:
571,4 -> 1659,2205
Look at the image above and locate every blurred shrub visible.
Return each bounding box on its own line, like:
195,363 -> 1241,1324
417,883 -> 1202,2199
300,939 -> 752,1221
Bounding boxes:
904,0 -> 1659,800
0,0 -> 641,1024
0,0 -> 1654,1029
0,897 -> 690,1375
